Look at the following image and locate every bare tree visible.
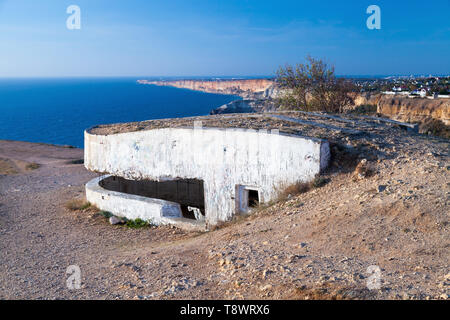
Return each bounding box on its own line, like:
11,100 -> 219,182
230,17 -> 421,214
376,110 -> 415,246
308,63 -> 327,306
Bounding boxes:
276,56 -> 355,113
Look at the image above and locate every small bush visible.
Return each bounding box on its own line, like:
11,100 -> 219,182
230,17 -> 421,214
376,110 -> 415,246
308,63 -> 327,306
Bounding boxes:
68,159 -> 84,165
94,212 -> 151,228
126,218 -> 149,229
26,162 -> 40,170
97,211 -> 113,218
312,176 -> 329,188
65,199 -> 92,211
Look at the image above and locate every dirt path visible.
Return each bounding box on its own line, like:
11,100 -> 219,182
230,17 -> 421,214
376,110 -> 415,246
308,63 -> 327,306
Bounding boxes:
0,135 -> 448,300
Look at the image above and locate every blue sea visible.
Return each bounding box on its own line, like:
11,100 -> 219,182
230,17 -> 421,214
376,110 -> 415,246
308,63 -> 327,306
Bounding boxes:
0,78 -> 240,148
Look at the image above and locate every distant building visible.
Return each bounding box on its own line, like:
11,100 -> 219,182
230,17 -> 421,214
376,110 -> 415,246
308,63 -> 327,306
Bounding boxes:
410,88 -> 427,98
419,88 -> 427,98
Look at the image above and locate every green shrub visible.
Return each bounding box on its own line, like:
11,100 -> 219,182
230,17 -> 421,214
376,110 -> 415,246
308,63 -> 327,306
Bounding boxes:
126,218 -> 149,229
97,211 -> 113,218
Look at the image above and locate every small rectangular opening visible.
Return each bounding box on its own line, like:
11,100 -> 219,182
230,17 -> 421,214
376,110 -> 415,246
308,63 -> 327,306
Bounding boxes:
237,185 -> 261,214
248,189 -> 259,208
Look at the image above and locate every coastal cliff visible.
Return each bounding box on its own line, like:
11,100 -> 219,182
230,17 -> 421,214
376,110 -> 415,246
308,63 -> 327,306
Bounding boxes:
376,96 -> 450,125
138,79 -> 450,127
137,79 -> 275,99
353,93 -> 449,125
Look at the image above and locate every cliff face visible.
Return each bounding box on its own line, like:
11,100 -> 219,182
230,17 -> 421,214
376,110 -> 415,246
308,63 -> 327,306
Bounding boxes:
353,93 -> 382,107
376,96 -> 450,125
138,79 -> 275,99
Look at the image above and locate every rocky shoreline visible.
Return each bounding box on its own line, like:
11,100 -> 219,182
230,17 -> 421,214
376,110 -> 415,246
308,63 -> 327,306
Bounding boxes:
138,78 -> 281,115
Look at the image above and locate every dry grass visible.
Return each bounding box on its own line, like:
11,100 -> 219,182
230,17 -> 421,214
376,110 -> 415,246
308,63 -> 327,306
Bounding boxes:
65,199 -> 95,211
419,118 -> 450,139
289,283 -> 376,300
277,176 -> 329,202
347,104 -> 377,115
0,158 -> 19,175
352,158 -> 374,181
25,162 -> 40,170
208,214 -> 251,232
0,159 -> 42,175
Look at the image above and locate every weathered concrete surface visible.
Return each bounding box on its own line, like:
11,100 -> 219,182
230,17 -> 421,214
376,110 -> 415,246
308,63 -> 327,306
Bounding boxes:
270,114 -> 362,135
85,126 -> 330,225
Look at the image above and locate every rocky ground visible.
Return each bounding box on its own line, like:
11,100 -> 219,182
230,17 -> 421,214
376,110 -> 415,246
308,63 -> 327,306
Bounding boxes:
0,114 -> 448,300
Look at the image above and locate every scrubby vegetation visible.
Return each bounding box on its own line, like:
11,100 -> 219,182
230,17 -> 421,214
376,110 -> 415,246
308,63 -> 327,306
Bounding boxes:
277,176 -> 329,201
97,210 -> 113,218
0,158 -> 19,175
65,199 -> 93,211
25,162 -> 40,170
95,211 -> 151,229
419,118 -> 450,139
68,159 -> 84,165
347,104 -> 378,115
125,218 -> 150,229
276,56 -> 355,113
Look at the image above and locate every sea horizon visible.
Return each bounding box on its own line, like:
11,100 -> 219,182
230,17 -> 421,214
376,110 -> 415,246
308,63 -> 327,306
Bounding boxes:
0,78 -> 240,148
1,74 -> 448,81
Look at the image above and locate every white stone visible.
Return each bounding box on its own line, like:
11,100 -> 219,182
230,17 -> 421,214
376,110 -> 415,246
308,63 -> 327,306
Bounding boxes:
109,216 -> 124,225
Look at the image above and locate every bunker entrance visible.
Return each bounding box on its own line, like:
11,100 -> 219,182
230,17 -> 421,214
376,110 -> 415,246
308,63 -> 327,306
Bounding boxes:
237,185 -> 260,214
248,190 -> 259,208
100,176 -> 205,220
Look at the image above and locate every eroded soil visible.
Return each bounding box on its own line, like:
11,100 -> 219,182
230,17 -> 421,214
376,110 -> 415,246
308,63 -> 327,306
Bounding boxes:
0,119 -> 449,300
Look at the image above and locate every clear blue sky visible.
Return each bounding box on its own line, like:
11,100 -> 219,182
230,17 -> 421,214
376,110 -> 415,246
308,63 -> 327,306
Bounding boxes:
0,0 -> 448,77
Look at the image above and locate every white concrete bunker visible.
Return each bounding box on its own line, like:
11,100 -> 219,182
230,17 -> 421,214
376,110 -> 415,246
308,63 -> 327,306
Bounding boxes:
84,117 -> 330,229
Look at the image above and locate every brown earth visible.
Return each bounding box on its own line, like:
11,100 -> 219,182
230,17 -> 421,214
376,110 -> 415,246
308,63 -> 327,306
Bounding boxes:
0,116 -> 449,300
0,157 -> 40,175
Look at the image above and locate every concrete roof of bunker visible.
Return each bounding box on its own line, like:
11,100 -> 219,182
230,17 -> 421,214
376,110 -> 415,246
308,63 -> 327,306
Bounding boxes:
86,112 -> 362,142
